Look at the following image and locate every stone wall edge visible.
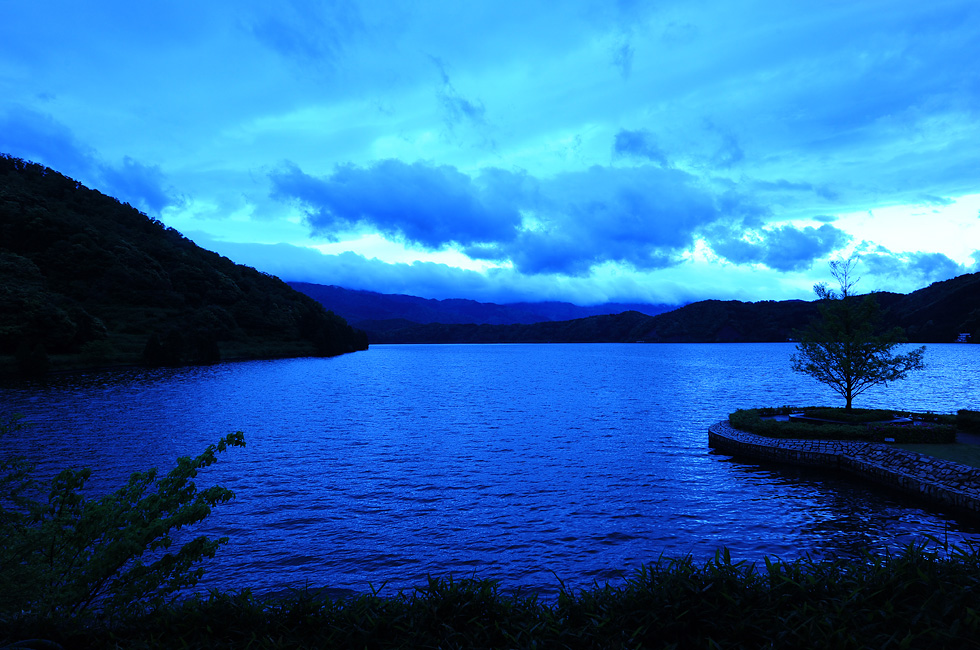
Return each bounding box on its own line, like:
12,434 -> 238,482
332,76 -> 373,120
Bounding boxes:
708,421 -> 980,519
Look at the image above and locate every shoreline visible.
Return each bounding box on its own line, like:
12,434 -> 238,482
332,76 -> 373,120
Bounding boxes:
0,346 -> 369,381
708,420 -> 980,520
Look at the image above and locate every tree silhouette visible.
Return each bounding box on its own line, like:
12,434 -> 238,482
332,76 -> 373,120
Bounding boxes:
791,258 -> 924,409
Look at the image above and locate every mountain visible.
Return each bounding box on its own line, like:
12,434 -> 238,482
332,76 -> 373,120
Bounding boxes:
358,310 -> 660,344
0,155 -> 368,375
287,282 -> 678,328
888,273 -> 980,342
347,275 -> 980,345
362,301 -> 817,344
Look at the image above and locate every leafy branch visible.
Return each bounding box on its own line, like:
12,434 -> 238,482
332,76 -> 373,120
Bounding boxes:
0,419 -> 245,621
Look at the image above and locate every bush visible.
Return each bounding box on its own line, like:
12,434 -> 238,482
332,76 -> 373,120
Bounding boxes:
729,407 -> 956,443
729,407 -> 874,441
957,410 -> 980,433
0,416 -> 245,623
802,407 -> 897,424
10,545 -> 980,648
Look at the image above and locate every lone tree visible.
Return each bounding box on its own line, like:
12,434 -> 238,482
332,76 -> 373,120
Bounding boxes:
791,258 -> 924,409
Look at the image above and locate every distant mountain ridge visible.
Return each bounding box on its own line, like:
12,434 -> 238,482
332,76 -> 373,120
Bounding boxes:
296,274 -> 980,345
287,282 -> 679,327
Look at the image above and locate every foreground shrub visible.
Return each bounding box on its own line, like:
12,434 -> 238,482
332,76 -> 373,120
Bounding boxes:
0,415 -> 245,622
7,545 -> 980,649
957,409 -> 980,433
802,407 -> 896,423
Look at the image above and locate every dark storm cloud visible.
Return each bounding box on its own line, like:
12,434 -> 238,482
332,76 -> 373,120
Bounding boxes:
862,249 -> 965,285
0,106 -> 178,215
710,224 -> 850,272
271,159 -> 772,276
269,159 -> 527,248
500,165 -> 722,275
612,129 -> 669,166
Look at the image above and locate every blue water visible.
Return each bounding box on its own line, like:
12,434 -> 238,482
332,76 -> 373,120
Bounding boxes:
2,343 -> 979,596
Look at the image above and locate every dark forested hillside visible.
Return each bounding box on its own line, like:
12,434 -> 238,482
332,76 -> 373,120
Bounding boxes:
0,155 -> 367,375
365,276 -> 980,345
366,302 -> 819,344
887,273 -> 980,343
636,299 -> 818,343
364,310 -> 656,344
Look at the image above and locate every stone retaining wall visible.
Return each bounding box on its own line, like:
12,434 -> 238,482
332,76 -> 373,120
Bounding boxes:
709,420 -> 980,518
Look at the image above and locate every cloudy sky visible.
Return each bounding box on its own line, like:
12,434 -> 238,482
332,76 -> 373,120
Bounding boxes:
3,1 -> 979,305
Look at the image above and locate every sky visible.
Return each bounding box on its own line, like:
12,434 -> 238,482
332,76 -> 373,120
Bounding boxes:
2,1 -> 980,306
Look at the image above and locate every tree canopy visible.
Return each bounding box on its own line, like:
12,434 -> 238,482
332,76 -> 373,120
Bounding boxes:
791,258 -> 925,409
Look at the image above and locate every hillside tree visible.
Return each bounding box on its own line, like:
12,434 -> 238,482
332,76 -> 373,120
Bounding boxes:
791,258 -> 924,409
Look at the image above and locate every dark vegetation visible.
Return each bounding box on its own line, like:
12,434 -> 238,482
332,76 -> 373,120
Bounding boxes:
0,155 -> 367,376
323,272 -> 980,345
0,422 -> 246,622
5,547 -> 980,648
1,412 -> 248,639
729,407 -> 957,443
959,409 -> 980,434
802,407 -> 912,424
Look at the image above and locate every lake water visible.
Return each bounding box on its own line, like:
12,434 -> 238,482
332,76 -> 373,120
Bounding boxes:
2,343 -> 979,597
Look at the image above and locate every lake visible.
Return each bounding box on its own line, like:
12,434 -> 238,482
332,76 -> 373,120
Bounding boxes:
2,342 -> 979,597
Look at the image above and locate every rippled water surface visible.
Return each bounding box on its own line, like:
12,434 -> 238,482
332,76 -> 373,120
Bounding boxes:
2,343 -> 979,596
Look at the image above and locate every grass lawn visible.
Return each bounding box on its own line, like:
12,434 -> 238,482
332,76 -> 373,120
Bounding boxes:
896,443 -> 980,469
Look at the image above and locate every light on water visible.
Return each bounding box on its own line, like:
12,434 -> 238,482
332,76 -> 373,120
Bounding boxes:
2,343 -> 979,597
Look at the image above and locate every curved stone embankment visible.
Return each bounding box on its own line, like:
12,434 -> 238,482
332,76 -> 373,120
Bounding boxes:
709,421 -> 980,518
